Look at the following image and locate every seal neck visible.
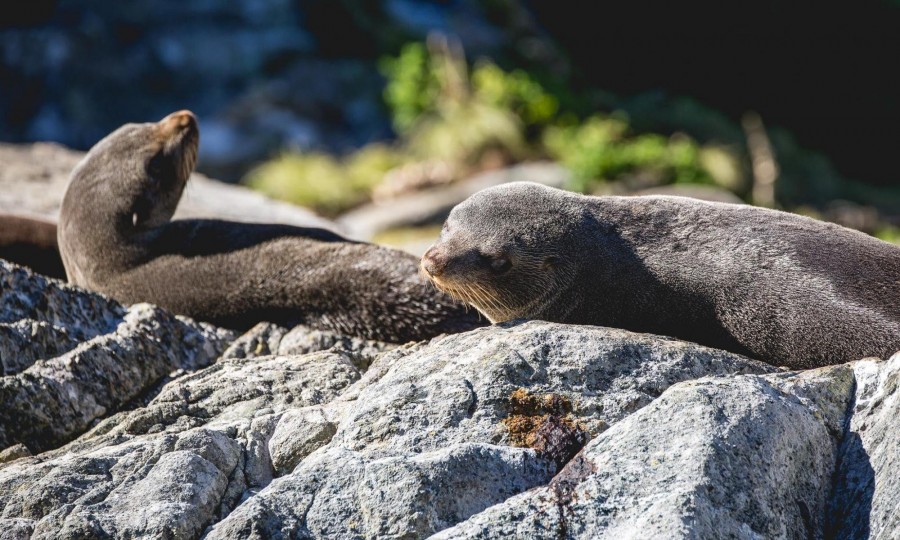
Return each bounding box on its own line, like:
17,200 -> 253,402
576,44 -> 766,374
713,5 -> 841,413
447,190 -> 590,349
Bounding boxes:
57,171 -> 158,286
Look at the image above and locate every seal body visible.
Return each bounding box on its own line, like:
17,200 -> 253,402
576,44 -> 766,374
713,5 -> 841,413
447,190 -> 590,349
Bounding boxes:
422,182 -> 900,368
58,111 -> 482,342
0,214 -> 65,279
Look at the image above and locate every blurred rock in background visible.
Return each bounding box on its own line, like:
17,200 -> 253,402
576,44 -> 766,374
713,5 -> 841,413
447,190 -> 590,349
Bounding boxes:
1,0 -> 899,247
0,0 -> 543,182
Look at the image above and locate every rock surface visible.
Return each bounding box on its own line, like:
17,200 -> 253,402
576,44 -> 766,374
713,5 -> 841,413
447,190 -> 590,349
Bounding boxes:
435,366 -> 855,539
205,322 -> 776,539
1,260 -> 899,539
0,260 -> 234,453
828,356 -> 900,538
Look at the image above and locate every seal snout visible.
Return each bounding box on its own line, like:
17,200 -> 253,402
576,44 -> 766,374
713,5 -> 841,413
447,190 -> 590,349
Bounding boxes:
422,244 -> 513,281
159,110 -> 198,136
421,245 -> 448,278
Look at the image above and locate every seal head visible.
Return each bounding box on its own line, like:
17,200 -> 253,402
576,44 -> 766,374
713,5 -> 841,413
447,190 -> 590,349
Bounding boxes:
59,110 -> 198,284
422,183 -> 587,323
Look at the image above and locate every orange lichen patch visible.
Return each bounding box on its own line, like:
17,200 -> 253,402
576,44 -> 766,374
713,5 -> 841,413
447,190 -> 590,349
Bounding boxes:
502,388 -> 588,469
506,388 -> 573,418
503,413 -> 545,448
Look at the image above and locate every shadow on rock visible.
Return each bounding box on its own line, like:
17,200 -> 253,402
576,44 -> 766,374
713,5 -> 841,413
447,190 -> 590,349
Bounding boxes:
826,431 -> 875,539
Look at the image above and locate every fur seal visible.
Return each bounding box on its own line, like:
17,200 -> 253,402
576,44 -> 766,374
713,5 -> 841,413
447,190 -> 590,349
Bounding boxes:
57,110 -> 483,342
0,214 -> 65,279
421,182 -> 900,368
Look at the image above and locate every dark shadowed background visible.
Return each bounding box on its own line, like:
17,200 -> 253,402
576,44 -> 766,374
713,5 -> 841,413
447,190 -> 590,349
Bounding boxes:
2,0 -> 898,239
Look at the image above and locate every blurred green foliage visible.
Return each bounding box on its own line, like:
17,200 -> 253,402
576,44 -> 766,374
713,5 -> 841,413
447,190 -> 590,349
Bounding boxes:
378,40 -> 728,192
245,39 -> 900,240
244,144 -> 404,216
472,61 -> 559,128
875,225 -> 900,244
543,116 -> 715,192
380,43 -> 440,134
381,41 -> 531,166
381,42 -> 559,136
246,40 -> 737,213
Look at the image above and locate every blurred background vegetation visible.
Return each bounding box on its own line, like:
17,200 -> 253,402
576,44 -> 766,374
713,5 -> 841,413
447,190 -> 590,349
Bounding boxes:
2,0 -> 899,244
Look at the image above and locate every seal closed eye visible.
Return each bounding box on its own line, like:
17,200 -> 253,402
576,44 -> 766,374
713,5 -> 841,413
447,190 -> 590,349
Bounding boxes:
423,181 -> 900,368
57,110 -> 484,343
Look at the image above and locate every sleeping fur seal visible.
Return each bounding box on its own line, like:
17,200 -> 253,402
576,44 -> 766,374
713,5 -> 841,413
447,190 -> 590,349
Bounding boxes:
422,181 -> 900,368
57,110 -> 483,342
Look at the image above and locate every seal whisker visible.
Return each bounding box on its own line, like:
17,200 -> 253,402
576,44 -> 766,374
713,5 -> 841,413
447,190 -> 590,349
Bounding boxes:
477,281 -> 513,315
474,284 -> 500,318
463,282 -> 488,309
472,282 -> 509,322
462,284 -> 486,311
474,282 -> 502,316
458,282 -> 491,319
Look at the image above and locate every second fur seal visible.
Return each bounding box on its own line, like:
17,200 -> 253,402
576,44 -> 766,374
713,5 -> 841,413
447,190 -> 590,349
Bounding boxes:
58,110 -> 483,342
422,182 -> 900,368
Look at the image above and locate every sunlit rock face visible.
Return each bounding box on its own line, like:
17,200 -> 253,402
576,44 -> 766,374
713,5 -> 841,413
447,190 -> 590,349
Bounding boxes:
1,259 -> 898,539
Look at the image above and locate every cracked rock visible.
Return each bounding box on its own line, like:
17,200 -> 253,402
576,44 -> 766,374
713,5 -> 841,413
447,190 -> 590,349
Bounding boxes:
0,261 -> 234,454
207,321 -> 775,538
3,260 -> 899,539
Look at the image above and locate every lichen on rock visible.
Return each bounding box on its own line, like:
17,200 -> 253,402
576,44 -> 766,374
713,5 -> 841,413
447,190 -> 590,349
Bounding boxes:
502,388 -> 588,470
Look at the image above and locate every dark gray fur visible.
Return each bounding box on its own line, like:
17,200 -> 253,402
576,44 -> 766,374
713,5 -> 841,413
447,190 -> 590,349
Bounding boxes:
57,111 -> 483,342
0,214 -> 65,279
425,182 -> 900,368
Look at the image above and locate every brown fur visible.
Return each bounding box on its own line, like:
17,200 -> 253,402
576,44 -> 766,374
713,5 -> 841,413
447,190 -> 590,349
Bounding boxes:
0,214 -> 65,279
58,111 -> 483,342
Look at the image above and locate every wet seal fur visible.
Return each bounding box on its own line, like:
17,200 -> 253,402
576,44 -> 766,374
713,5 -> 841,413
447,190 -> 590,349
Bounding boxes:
0,214 -> 65,279
422,182 -> 900,368
58,110 -> 483,342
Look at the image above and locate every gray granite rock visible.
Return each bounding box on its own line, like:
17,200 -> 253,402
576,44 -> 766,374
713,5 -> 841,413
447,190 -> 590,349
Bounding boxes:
0,261 -> 233,454
0,319 -> 81,376
207,321 -> 776,538
268,405 -> 338,476
827,354 -> 900,539
2,261 -> 899,539
436,365 -> 855,539
0,351 -> 362,539
222,322 -> 392,371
